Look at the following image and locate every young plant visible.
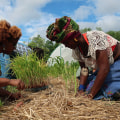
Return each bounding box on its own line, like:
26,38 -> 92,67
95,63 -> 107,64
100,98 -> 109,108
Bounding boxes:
10,53 -> 48,88
0,99 -> 4,107
48,56 -> 79,92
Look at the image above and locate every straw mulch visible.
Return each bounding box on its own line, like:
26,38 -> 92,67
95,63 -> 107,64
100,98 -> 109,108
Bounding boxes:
0,77 -> 120,120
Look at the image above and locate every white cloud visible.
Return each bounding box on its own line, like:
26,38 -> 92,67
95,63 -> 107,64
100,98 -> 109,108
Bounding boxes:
0,0 -> 10,7
26,28 -> 35,34
72,6 -> 93,20
0,0 -> 52,25
0,0 -> 120,43
96,15 -> 120,31
22,13 -> 57,42
31,26 -> 48,40
71,0 -> 120,32
77,22 -> 96,30
0,0 -> 54,42
76,15 -> 120,32
93,0 -> 120,16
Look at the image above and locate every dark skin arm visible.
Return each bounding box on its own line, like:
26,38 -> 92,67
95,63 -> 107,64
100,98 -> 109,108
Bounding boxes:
0,78 -> 25,100
75,62 -> 88,96
0,87 -> 21,100
90,49 -> 110,98
79,62 -> 88,86
76,49 -> 110,98
0,78 -> 25,90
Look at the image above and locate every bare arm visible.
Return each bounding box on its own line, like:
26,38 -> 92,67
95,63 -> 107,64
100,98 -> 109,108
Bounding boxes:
79,62 -> 88,86
75,62 -> 88,96
0,78 -> 25,90
90,49 -> 110,98
0,78 -> 10,87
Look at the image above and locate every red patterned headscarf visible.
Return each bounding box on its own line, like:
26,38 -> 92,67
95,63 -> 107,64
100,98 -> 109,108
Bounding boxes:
46,16 -> 81,43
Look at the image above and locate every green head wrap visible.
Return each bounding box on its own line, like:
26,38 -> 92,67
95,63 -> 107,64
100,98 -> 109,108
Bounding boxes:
46,16 -> 81,43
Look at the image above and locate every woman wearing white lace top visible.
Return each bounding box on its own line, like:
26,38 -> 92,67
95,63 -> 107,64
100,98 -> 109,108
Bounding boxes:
46,16 -> 120,100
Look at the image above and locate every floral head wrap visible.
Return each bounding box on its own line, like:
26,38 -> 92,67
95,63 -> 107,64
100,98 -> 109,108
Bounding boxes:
46,16 -> 81,43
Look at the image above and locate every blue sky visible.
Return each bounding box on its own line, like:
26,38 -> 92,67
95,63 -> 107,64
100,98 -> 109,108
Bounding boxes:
0,0 -> 120,44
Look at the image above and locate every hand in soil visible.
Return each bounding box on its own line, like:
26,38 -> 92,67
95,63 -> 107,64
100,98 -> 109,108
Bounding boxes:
9,92 -> 22,100
10,79 -> 25,90
16,80 -> 25,90
75,90 -> 84,97
75,91 -> 93,99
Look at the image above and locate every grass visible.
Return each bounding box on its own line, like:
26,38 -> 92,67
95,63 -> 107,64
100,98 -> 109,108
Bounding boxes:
10,53 -> 48,87
0,99 -> 4,107
42,56 -> 79,93
0,53 -> 79,106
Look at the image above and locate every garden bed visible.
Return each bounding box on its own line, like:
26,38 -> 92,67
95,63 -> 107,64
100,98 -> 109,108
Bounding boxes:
0,77 -> 120,120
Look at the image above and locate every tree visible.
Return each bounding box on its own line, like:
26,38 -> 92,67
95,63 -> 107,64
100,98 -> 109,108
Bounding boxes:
44,40 -> 59,56
107,31 -> 120,41
80,28 -> 92,33
96,27 -> 102,31
28,35 -> 60,60
28,35 -> 45,49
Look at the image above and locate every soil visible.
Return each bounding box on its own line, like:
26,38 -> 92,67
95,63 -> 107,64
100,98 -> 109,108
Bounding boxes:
0,77 -> 120,120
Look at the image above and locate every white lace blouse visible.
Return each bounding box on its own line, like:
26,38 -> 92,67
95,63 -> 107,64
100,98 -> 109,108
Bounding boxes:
72,30 -> 119,69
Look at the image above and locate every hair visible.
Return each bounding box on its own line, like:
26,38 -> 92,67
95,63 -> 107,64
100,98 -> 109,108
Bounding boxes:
0,19 -> 22,49
9,26 -> 22,39
0,20 -> 11,29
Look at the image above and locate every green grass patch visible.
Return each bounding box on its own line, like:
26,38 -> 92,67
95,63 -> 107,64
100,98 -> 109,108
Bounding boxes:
9,54 -> 79,93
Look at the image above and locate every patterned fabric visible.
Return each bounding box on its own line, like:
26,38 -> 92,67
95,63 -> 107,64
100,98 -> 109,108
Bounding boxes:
0,42 -> 31,78
72,30 -> 119,69
46,16 -> 81,43
0,53 -> 10,78
85,58 -> 120,100
14,42 -> 31,56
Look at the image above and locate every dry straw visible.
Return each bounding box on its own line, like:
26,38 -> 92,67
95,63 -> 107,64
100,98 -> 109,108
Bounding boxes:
0,77 -> 120,120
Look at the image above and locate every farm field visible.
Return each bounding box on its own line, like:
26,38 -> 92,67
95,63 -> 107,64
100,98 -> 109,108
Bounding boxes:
0,77 -> 120,120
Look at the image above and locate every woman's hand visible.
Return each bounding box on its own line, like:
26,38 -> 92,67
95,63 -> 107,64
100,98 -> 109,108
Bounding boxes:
75,90 -> 93,99
75,90 -> 84,97
9,79 -> 25,90
16,79 -> 25,90
9,92 -> 22,100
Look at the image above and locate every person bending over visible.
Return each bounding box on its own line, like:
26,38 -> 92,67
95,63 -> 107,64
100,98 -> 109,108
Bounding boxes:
0,20 -> 25,100
46,16 -> 120,100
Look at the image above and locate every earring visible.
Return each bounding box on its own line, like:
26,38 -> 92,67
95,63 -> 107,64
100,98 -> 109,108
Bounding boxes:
74,38 -> 78,42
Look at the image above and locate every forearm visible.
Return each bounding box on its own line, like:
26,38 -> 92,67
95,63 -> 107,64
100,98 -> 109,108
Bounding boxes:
89,49 -> 110,98
0,78 -> 20,88
90,68 -> 109,98
0,78 -> 10,87
79,67 -> 88,85
79,74 -> 88,85
78,67 -> 89,91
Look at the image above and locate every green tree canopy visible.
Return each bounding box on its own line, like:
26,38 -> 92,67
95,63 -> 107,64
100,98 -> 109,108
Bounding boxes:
28,35 -> 45,49
44,40 -> 59,57
80,28 -> 92,33
96,27 -> 102,31
107,31 -> 120,41
28,35 -> 59,60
